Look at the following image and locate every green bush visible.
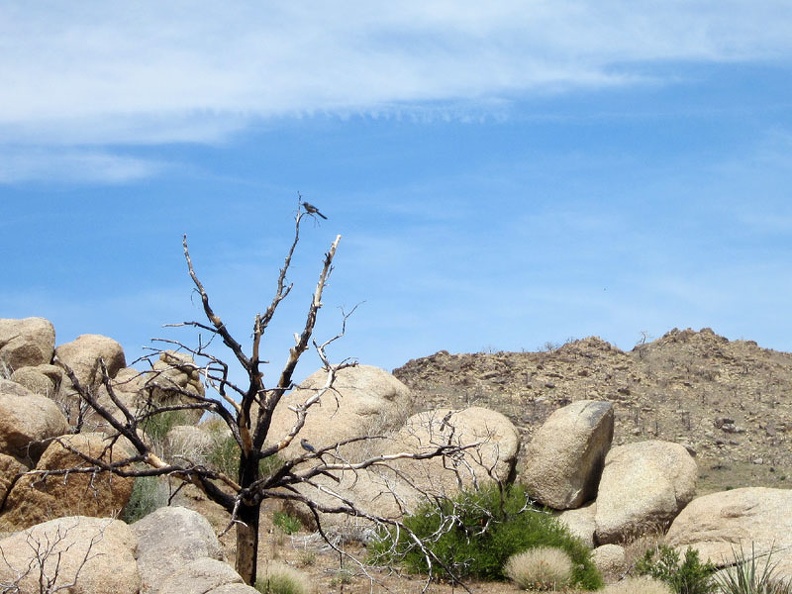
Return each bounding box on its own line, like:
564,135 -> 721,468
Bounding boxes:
273,510 -> 302,535
714,542 -> 792,594
635,544 -> 716,594
121,475 -> 168,523
371,483 -> 602,589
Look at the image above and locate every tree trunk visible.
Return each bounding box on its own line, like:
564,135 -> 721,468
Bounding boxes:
235,500 -> 261,585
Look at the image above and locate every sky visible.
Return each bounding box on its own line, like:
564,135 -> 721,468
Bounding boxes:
2,2 -> 792,380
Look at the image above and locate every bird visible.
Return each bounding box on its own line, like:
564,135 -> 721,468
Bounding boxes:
302,202 -> 327,219
300,438 -> 317,453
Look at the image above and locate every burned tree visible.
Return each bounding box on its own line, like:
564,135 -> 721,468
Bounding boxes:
42,200 -> 476,587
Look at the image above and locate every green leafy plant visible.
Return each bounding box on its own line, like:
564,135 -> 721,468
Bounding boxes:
715,542 -> 792,594
371,483 -> 602,589
635,544 -> 717,594
272,511 -> 302,535
504,546 -> 575,591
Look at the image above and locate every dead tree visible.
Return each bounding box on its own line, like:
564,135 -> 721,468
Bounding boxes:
43,200 -> 477,588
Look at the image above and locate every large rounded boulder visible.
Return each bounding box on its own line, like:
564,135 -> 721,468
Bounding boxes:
0,516 -> 139,594
522,400 -> 613,510
268,365 -> 413,458
595,440 -> 697,544
0,317 -> 56,370
666,487 -> 792,575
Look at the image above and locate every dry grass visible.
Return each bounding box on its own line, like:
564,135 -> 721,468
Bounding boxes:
257,560 -> 314,594
602,575 -> 674,594
504,546 -> 575,591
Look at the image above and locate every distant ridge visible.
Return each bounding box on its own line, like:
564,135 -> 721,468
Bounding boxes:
393,328 -> 792,493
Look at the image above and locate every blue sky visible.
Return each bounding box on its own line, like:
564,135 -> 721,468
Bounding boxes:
2,2 -> 792,378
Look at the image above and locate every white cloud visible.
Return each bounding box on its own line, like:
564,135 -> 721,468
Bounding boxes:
2,1 -> 791,150
0,147 -> 166,183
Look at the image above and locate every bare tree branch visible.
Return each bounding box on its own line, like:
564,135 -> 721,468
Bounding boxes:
14,199 -> 486,589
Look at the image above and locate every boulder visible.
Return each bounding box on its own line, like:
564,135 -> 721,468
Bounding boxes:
9,363 -> 63,397
0,317 -> 56,370
592,543 -> 627,580
156,558 -> 245,594
82,366 -> 149,433
284,406 -> 520,530
209,586 -> 261,594
522,400 -> 613,509
132,506 -> 224,594
595,440 -> 697,544
146,351 -> 205,425
391,407 -> 520,498
0,379 -> 70,465
86,353 -> 206,433
55,334 -> 126,389
268,365 -> 413,458
0,516 -> 139,594
557,501 -> 597,548
0,433 -> 135,531
665,487 -> 792,575
0,452 -> 27,502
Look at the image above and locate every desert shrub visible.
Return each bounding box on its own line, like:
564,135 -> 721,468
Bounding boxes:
273,510 -> 302,535
206,433 -> 241,477
255,561 -> 313,594
504,546 -> 574,591
635,544 -> 716,594
604,575 -> 675,594
714,542 -> 792,594
121,475 -> 168,523
371,483 -> 602,589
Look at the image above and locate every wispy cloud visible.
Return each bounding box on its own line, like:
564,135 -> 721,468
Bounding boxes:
2,1 -> 792,151
0,147 -> 166,184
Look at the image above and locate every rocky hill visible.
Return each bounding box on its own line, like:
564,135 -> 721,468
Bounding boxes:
393,327 -> 792,494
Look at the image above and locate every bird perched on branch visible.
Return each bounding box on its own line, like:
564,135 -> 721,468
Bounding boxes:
300,438 -> 317,453
302,201 -> 328,219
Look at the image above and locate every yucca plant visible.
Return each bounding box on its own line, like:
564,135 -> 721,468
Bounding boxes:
715,542 -> 792,594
